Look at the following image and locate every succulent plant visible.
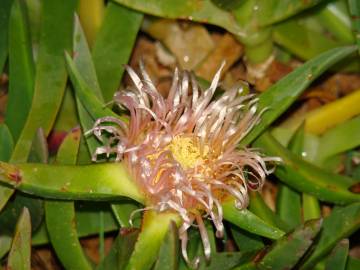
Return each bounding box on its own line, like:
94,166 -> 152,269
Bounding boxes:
0,0 -> 360,270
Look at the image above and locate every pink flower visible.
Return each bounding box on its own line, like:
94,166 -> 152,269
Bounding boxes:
90,62 -> 278,267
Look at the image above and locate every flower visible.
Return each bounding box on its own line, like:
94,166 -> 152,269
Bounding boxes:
89,62 -> 278,267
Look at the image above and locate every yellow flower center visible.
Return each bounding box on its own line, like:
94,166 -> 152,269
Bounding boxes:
167,135 -> 208,169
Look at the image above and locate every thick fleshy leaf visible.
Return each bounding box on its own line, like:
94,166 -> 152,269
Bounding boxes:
254,132 -> 360,204
71,21 -> 105,248
198,252 -> 252,270
348,0 -> 360,51
97,229 -> 139,270
32,202 -> 119,246
27,128 -> 48,163
305,89 -> 360,135
10,0 -> 76,162
273,20 -> 346,61
241,46 -> 357,146
114,0 -> 244,36
0,127 -> 47,259
315,1 -> 353,44
0,0 -> 77,212
72,15 -> 103,155
29,129 -> 118,252
231,1 -> 273,63
153,222 -> 179,270
0,235 -> 12,259
111,202 -> 140,228
248,192 -> 290,232
65,52 -> 118,120
52,86 -> 79,133
0,0 -> 18,211
25,0 -> 41,51
78,0 -> 105,47
276,124 -> 303,228
0,162 -> 144,203
73,16 -> 102,98
271,126 -> 320,162
5,0 -> 35,142
302,193 -> 321,222
46,202 -> 93,270
316,115 -> 360,163
7,207 -> 31,270
45,128 -> 93,270
75,202 -> 119,238
258,0 -> 326,26
231,227 -> 264,254
193,223 -> 255,270
256,219 -> 322,270
0,194 -> 43,235
54,128 -> 81,164
276,184 -> 301,228
347,256 -> 360,270
125,211 -> 181,270
0,127 -> 46,258
325,239 -> 349,270
0,0 -> 12,72
0,124 -> 14,162
278,125 -> 321,222
211,0 -> 243,11
301,203 -> 360,269
287,123 -> 305,155
222,199 -> 285,240
92,2 -> 143,101
72,16 -> 139,227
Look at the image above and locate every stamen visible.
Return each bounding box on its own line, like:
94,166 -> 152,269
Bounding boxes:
180,225 -> 200,269
129,206 -> 155,227
195,214 -> 211,262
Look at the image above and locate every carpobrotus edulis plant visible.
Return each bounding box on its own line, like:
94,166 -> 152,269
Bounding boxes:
88,62 -> 280,267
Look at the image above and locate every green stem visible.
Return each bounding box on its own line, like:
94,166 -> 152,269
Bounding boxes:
244,37 -> 273,64
0,162 -> 144,204
233,0 -> 274,64
125,211 -> 181,270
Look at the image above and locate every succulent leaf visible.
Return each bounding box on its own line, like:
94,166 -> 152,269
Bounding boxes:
7,207 -> 31,270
